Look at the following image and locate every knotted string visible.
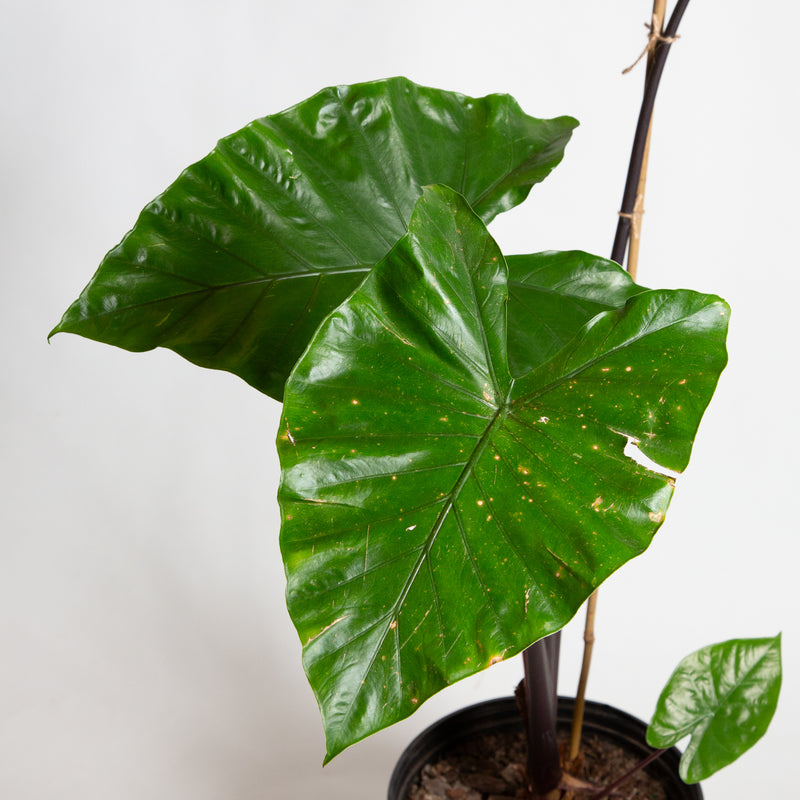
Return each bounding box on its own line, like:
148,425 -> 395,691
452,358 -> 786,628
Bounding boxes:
622,13 -> 681,75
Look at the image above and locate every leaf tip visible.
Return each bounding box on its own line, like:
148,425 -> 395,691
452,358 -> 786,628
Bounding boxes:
47,317 -> 72,343
322,735 -> 347,766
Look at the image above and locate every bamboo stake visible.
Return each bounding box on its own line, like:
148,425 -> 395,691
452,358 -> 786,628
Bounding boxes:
568,0 -> 672,766
610,0 -> 689,265
626,0 -> 668,280
567,591 -> 598,762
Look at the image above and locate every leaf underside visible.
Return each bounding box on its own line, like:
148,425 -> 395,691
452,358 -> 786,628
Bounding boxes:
52,77 -> 577,400
278,186 -> 730,760
647,635 -> 782,783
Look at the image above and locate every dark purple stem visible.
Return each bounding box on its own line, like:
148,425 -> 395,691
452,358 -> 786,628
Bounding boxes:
610,0 -> 692,265
521,632 -> 562,796
590,748 -> 667,800
518,4 -> 693,794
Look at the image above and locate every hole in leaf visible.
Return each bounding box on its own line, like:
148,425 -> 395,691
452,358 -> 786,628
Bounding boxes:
621,435 -> 680,480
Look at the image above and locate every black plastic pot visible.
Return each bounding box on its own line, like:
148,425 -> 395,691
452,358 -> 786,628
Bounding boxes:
388,696 -> 702,799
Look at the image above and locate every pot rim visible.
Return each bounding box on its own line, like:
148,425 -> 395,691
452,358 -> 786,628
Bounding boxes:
388,695 -> 703,800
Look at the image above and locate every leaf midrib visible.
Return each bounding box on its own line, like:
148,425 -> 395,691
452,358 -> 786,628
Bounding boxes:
333,399 -> 510,731
57,265 -> 372,326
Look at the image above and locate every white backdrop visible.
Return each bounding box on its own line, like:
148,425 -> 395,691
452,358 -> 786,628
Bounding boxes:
2,2 -> 797,798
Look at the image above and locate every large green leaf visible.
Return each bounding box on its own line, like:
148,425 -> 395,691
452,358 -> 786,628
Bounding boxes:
278,186 -> 729,759
506,251 -> 645,376
51,78 -> 577,400
647,636 -> 782,783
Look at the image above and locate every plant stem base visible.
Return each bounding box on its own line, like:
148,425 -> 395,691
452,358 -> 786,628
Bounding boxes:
388,697 -> 702,800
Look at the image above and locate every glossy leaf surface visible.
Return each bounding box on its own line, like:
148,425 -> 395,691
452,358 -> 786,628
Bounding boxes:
506,251 -> 645,376
51,78 -> 577,400
647,636 -> 782,783
278,186 -> 729,759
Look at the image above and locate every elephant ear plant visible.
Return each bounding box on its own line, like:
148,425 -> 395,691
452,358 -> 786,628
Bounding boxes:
52,74 -> 781,794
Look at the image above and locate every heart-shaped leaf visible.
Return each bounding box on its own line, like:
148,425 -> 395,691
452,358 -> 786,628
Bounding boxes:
51,78 -> 577,400
278,186 -> 729,760
647,636 -> 782,783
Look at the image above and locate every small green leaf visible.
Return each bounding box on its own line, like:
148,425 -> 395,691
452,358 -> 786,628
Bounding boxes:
278,186 -> 729,759
647,635 -> 782,783
51,78 -> 577,400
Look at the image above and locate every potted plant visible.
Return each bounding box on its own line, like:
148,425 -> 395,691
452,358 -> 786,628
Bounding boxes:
50,3 -> 781,797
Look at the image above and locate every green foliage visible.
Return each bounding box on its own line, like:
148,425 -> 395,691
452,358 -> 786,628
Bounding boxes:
506,251 -> 645,375
53,78 -> 770,780
51,77 -> 576,401
648,636 -> 782,783
278,186 -> 729,758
